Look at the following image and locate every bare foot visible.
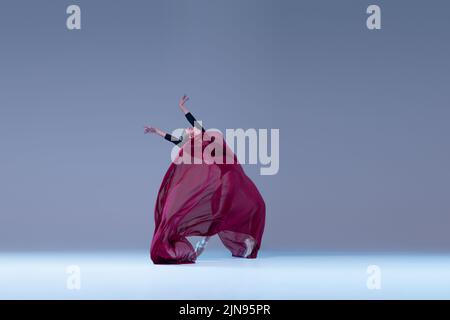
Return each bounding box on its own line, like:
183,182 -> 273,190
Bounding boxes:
243,238 -> 255,258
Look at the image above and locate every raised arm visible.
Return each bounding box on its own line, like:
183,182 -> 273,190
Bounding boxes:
144,126 -> 182,145
178,95 -> 206,133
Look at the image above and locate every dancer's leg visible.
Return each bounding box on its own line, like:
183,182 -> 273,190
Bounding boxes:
194,236 -> 211,257
243,237 -> 256,258
218,231 -> 259,258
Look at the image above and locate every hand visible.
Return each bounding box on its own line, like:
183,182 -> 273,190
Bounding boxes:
144,126 -> 157,134
179,94 -> 189,113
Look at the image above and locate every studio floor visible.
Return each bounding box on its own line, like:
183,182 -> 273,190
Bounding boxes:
1,250 -> 450,299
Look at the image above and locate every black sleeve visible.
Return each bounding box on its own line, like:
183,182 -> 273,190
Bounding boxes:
185,112 -> 206,132
164,133 -> 182,145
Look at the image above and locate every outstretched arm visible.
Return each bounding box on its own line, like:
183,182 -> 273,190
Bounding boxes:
144,126 -> 182,145
178,95 -> 206,133
178,94 -> 190,115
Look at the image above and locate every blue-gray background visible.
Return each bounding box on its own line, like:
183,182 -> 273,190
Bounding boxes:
0,0 -> 449,251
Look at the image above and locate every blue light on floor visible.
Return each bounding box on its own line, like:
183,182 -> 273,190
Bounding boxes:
1,250 -> 449,299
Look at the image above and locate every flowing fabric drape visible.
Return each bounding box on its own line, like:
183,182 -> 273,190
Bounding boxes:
150,131 -> 266,264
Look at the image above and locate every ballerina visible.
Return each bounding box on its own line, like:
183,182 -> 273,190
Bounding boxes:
145,95 -> 265,264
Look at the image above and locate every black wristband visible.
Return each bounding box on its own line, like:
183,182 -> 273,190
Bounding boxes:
185,112 -> 205,132
164,133 -> 182,145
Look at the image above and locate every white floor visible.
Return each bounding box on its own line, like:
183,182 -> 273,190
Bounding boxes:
1,250 -> 450,299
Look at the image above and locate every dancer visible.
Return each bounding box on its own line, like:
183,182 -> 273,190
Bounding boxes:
144,95 -> 265,264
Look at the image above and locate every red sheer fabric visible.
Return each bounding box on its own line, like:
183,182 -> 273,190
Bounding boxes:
150,131 -> 266,264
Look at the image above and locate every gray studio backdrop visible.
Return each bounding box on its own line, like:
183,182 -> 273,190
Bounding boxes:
1,0 -> 449,252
